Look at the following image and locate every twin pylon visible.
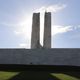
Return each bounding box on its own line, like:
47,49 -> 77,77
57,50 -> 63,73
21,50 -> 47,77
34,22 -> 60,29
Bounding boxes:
31,12 -> 51,49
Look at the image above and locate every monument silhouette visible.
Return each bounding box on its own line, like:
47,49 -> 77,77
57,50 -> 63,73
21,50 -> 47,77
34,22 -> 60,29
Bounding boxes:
31,12 -> 51,48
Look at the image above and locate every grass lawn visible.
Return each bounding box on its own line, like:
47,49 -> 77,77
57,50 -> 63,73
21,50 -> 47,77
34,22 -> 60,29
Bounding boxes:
0,71 -> 19,80
52,73 -> 80,80
0,71 -> 79,80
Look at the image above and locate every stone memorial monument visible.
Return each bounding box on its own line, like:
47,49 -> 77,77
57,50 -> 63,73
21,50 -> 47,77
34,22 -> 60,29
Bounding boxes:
0,12 -> 80,70
31,12 -> 51,48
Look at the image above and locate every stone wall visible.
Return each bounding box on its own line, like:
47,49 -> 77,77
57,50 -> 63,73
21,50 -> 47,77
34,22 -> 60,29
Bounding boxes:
0,49 -> 80,66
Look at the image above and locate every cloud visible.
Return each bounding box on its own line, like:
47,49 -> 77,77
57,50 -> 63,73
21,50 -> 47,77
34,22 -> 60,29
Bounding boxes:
52,25 -> 80,36
14,15 -> 32,39
34,4 -> 67,13
0,22 -> 17,27
52,25 -> 73,35
19,43 -> 30,48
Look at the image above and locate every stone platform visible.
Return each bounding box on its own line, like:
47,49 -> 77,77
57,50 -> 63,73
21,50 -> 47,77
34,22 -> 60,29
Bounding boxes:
0,49 -> 80,66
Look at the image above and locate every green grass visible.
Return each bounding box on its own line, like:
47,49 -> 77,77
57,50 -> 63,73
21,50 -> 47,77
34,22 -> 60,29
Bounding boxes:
0,71 -> 19,80
0,71 -> 79,80
51,73 -> 80,80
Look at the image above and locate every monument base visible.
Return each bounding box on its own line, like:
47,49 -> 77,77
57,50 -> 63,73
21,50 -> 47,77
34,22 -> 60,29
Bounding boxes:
0,49 -> 80,72
0,49 -> 80,66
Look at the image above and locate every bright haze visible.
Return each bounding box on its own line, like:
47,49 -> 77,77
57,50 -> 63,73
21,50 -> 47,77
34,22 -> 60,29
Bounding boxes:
0,0 -> 80,48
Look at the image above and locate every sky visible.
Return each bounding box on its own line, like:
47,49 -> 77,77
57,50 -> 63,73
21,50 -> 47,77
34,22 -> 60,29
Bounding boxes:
0,0 -> 80,48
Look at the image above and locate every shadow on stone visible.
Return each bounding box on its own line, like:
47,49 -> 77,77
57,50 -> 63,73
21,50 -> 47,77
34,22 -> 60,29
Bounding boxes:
9,71 -> 60,80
